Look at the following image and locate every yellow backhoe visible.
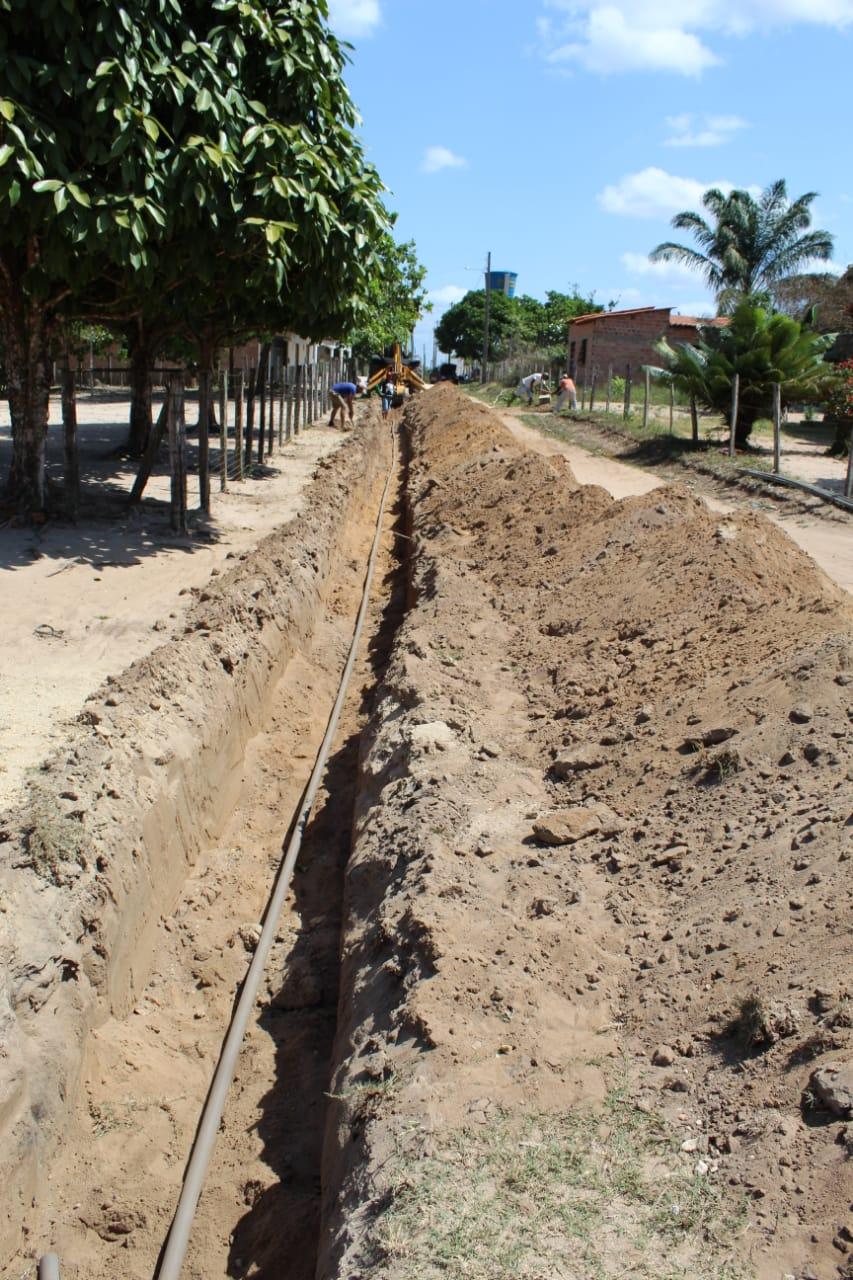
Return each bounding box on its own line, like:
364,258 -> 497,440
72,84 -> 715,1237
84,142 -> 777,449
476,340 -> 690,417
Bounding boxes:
365,342 -> 426,408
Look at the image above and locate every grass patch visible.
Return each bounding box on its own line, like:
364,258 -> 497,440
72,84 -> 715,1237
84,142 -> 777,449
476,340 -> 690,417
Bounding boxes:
376,1094 -> 748,1279
517,412 -> 781,482
22,784 -> 87,884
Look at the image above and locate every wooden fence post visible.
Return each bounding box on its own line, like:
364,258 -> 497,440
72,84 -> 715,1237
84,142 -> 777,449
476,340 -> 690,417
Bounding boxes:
690,395 -> 699,445
624,364 -> 632,419
256,358 -> 266,463
588,369 -> 597,413
605,364 -> 612,416
168,376 -> 187,533
729,373 -> 739,458
669,382 -> 674,434
278,371 -> 285,447
285,365 -> 294,441
219,371 -> 228,491
235,371 -> 244,480
294,363 -> 303,435
773,382 -> 782,474
845,425 -> 853,498
244,365 -> 255,467
198,368 -> 211,514
61,360 -> 79,519
642,366 -> 650,429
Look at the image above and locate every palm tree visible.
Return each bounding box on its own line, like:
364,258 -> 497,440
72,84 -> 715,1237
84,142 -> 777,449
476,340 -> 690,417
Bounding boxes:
655,299 -> 833,447
650,180 -> 834,307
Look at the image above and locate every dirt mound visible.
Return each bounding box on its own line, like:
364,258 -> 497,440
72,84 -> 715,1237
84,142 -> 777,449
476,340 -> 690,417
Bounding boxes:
321,387 -> 853,1280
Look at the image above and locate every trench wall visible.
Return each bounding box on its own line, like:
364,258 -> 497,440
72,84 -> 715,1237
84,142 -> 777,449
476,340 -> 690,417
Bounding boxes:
0,417 -> 388,1266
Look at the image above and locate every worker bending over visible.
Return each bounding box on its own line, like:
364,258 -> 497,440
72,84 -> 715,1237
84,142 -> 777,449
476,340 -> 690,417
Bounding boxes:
329,379 -> 357,429
553,373 -> 577,413
515,371 -> 547,406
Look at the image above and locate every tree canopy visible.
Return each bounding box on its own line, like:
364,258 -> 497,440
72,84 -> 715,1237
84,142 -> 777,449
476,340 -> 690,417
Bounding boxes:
650,180 -> 833,309
0,0 -> 389,511
347,232 -> 429,359
435,288 -> 601,362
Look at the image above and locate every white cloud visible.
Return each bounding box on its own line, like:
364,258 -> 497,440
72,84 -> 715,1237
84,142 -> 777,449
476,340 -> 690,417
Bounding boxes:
429,284 -> 467,305
327,0 -> 381,38
599,168 -> 762,218
547,7 -> 717,75
421,145 -> 467,174
540,1 -> 853,76
620,251 -> 698,280
599,168 -> 724,218
664,113 -> 749,147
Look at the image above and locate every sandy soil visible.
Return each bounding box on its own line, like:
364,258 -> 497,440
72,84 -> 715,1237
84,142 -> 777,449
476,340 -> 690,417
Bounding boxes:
2,386 -> 851,1280
499,410 -> 853,596
0,411 -> 391,1279
322,386 -> 853,1280
0,394 -> 347,811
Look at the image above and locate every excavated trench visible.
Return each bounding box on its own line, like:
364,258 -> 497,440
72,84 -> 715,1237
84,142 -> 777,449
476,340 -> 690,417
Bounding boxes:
0,411 -> 412,1280
3,384 -> 853,1280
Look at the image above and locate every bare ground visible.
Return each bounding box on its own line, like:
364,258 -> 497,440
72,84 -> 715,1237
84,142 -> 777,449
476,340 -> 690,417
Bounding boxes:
0,393 -> 346,812
1,385 -> 851,1280
321,387 -> 853,1280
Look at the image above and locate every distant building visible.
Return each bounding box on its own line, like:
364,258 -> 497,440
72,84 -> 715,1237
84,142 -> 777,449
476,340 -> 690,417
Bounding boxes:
488,270 -> 518,298
566,306 -> 727,380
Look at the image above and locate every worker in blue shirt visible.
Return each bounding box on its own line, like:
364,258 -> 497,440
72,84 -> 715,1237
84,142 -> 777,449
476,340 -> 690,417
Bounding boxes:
329,380 -> 357,429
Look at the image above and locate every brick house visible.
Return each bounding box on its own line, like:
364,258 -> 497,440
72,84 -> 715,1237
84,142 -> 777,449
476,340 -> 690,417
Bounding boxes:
566,306 -> 727,381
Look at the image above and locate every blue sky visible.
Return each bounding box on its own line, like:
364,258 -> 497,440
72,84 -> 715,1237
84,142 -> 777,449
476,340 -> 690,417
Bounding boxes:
327,0 -> 853,359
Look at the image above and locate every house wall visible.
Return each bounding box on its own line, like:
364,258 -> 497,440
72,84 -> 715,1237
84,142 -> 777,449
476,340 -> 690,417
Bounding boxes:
568,309 -> 677,381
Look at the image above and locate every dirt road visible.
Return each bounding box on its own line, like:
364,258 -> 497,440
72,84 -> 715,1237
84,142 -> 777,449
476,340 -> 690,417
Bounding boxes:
0,401 -> 346,812
500,410 -> 853,595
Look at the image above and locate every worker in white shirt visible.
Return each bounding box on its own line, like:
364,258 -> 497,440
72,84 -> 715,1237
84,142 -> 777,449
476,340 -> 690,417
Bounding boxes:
515,372 -> 546,406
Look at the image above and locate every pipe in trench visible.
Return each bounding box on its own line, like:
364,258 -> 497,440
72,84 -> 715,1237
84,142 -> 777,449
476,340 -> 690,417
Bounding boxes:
35,420 -> 398,1280
153,422 -> 398,1280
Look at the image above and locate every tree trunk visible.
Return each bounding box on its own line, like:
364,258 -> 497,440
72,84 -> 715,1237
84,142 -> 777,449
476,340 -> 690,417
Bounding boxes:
2,298 -> 53,515
62,360 -> 79,518
127,341 -> 153,456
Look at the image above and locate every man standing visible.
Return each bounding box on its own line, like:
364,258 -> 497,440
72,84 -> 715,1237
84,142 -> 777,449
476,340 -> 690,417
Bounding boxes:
379,376 -> 395,420
553,372 -> 577,413
515,371 -> 546,406
329,379 -> 357,429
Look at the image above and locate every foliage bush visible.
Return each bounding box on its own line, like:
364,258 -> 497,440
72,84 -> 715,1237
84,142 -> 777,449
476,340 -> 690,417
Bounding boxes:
656,300 -> 833,447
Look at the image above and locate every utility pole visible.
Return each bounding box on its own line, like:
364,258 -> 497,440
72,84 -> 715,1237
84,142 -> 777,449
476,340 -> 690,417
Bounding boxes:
481,250 -> 491,384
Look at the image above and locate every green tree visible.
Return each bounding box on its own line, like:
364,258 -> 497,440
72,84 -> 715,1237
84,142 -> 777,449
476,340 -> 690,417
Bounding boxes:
655,299 -> 833,447
650,180 -> 834,308
435,287 -> 601,364
0,0 -> 387,509
435,289 -> 519,362
538,290 -> 602,349
347,232 -> 429,359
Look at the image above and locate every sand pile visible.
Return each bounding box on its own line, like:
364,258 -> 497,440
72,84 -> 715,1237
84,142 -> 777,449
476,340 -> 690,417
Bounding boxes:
322,385 -> 853,1280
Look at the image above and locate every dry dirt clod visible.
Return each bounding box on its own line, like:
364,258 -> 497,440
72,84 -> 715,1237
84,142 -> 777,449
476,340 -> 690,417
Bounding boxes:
810,1063 -> 853,1117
